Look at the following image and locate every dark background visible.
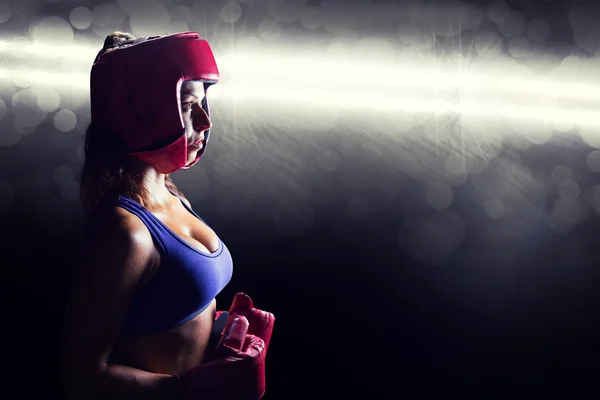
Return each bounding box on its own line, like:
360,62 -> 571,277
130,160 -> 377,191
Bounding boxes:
3,0 -> 600,398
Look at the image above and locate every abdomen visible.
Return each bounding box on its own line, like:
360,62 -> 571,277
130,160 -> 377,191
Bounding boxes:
111,299 -> 217,374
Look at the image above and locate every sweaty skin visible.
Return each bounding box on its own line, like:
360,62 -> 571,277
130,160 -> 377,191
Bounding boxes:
61,81 -> 218,398
113,80 -> 216,372
109,193 -> 222,373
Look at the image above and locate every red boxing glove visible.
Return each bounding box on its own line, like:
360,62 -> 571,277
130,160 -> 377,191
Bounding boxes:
214,293 -> 274,399
226,293 -> 275,352
174,315 -> 266,400
214,293 -> 275,351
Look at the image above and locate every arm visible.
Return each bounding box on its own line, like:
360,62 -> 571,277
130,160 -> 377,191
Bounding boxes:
60,208 -> 270,400
60,207 -> 177,400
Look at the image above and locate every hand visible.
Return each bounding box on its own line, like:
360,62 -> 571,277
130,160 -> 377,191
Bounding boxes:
214,293 -> 275,352
175,315 -> 266,400
214,293 -> 275,399
226,293 -> 275,351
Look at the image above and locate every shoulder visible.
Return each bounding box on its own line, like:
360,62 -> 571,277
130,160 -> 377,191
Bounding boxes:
88,205 -> 151,243
83,205 -> 158,278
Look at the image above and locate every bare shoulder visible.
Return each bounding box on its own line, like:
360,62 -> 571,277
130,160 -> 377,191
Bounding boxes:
84,205 -> 158,276
89,205 -> 152,243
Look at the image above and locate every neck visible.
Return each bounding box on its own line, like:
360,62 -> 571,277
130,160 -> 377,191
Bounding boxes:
128,159 -> 173,208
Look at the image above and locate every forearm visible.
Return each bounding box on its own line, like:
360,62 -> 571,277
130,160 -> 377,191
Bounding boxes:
63,363 -> 179,400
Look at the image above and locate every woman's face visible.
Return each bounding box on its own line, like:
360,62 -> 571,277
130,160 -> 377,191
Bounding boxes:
180,80 -> 211,164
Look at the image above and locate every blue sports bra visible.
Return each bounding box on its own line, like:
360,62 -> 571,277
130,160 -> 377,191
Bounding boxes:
103,190 -> 233,337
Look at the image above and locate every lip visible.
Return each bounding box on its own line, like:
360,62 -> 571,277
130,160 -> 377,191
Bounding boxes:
190,137 -> 204,150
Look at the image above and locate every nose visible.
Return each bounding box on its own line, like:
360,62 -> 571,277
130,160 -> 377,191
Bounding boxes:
192,102 -> 212,133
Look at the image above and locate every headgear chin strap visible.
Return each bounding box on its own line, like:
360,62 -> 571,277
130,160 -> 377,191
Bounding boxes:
90,32 -> 220,174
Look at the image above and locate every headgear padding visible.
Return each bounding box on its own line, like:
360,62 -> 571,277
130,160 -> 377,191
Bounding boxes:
90,32 -> 220,173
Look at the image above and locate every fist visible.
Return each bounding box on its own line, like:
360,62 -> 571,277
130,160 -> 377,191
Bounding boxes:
227,293 -> 275,351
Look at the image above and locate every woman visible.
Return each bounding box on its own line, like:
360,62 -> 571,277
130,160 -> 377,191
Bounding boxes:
60,31 -> 274,399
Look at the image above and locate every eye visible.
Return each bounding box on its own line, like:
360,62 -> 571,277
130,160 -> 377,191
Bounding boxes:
181,97 -> 207,112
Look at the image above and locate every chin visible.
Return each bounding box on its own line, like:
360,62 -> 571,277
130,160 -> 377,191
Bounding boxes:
187,151 -> 199,164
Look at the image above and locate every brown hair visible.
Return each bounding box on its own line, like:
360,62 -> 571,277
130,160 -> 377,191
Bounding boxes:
80,31 -> 184,219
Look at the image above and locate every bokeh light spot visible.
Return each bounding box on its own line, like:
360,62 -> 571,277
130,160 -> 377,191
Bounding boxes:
69,6 -> 93,30
497,10 -> 526,38
220,1 -> 242,24
30,16 -> 74,46
54,109 -> 78,132
265,0 -> 305,24
586,150 -> 600,172
300,6 -> 321,30
12,89 -> 47,133
484,198 -> 505,220
487,1 -> 510,25
474,30 -> 504,57
578,124 -> 600,149
0,1 -> 11,24
258,19 -> 281,41
33,86 -> 61,113
507,36 -> 530,59
426,182 -> 453,210
129,0 -> 170,37
170,5 -> 194,26
53,165 -> 74,187
558,179 -> 581,201
550,165 -> 573,186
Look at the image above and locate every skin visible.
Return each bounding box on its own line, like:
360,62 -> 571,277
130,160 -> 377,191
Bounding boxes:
61,81 -> 219,399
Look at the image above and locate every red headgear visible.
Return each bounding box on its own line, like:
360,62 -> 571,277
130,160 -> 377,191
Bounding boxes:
90,32 -> 220,173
